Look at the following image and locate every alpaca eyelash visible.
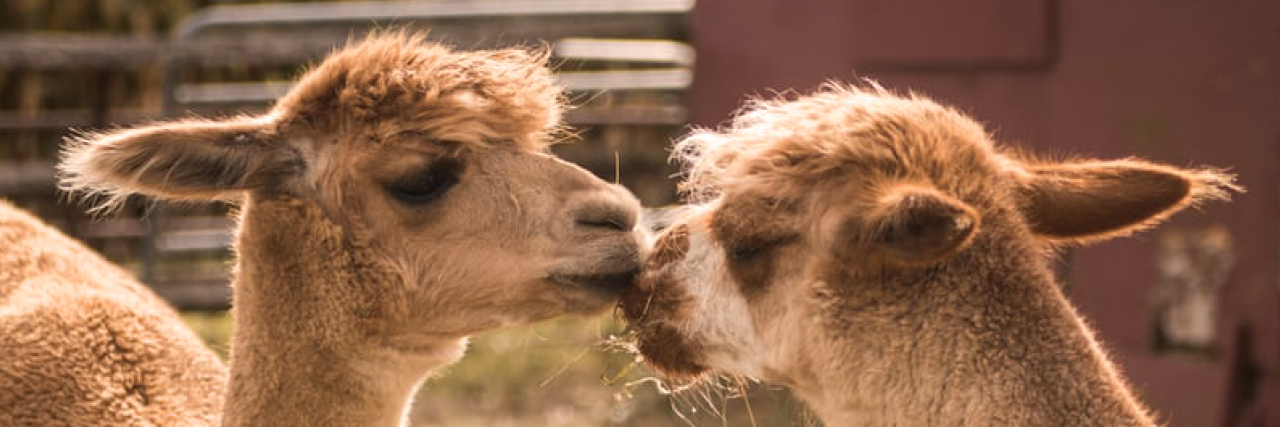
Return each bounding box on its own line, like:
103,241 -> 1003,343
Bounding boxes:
386,158 -> 462,204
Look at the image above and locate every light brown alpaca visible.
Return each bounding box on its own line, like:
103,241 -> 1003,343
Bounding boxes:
622,85 -> 1238,426
0,200 -> 226,425
61,32 -> 644,426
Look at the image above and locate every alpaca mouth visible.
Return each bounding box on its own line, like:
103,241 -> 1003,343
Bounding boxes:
550,268 -> 640,296
632,322 -> 710,382
617,269 -> 710,381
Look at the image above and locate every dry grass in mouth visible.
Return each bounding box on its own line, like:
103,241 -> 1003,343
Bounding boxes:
601,313 -> 819,427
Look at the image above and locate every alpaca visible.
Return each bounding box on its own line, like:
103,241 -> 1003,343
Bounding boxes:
621,85 -> 1238,426
0,200 -> 227,425
60,32 -> 644,426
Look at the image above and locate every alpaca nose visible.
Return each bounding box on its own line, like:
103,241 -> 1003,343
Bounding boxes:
572,187 -> 639,233
574,203 -> 636,231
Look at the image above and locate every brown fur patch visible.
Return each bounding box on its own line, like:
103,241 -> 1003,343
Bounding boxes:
621,241 -> 707,380
646,223 -> 690,270
636,323 -> 708,381
621,267 -> 693,324
709,196 -> 795,297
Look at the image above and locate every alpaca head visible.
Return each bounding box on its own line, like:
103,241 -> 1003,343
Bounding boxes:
622,85 -> 1237,385
60,32 -> 645,342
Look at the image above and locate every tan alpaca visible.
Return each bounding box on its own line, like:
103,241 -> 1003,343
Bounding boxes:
61,32 -> 644,426
0,201 -> 227,425
622,85 -> 1238,426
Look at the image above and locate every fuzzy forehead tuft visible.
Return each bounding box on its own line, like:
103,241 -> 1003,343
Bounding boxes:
674,83 -> 998,203
273,30 -> 564,151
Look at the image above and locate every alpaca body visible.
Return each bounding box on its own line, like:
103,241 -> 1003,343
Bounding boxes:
0,201 -> 227,426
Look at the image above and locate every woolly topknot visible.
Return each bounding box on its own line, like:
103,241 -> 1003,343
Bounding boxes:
673,83 -> 995,203
274,30 -> 565,151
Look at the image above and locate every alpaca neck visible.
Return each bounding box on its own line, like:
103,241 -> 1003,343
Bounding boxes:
221,335 -> 441,426
221,196 -> 465,427
797,228 -> 1154,426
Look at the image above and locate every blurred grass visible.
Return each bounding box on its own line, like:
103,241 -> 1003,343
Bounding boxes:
182,311 -> 816,426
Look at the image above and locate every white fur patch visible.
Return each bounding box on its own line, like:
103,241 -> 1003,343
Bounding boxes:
676,220 -> 768,378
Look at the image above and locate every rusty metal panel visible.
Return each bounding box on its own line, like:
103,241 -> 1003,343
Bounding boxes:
690,0 -> 1050,126
840,0 -> 1050,66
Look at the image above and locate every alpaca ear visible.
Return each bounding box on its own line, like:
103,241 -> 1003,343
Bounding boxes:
866,186 -> 979,264
1015,159 -> 1239,243
59,117 -> 301,209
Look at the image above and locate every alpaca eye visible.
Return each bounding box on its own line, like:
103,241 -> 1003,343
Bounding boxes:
386,159 -> 461,204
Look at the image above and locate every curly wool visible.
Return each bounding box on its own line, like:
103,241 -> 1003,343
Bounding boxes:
0,201 -> 227,426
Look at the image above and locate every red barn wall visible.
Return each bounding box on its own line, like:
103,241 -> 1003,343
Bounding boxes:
691,1 -> 1280,425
